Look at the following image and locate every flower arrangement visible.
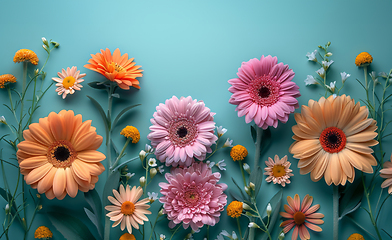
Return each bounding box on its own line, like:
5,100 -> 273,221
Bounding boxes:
0,37 -> 391,240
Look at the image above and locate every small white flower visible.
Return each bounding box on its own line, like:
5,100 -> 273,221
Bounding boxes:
206,160 -> 215,168
306,50 -> 317,62
216,126 -> 227,138
220,230 -> 230,237
139,176 -> 146,187
0,116 -> 6,125
160,234 -> 166,240
223,138 -> 233,148
266,203 -> 272,217
332,94 -> 337,99
327,81 -> 336,92
304,75 -> 318,86
157,165 -> 164,174
145,144 -> 153,153
340,72 -> 351,83
216,235 -> 225,240
148,192 -> 159,203
369,71 -> 378,83
139,150 -> 146,161
379,72 -> 392,79
125,172 -> 135,179
231,231 -> 238,240
148,158 -> 157,167
215,159 -> 226,171
322,60 -> 334,70
316,68 -> 325,78
278,232 -> 285,240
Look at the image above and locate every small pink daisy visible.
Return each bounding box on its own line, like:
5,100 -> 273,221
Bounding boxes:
147,96 -> 218,167
105,185 -> 151,234
228,55 -> 300,129
52,66 -> 85,99
280,194 -> 324,240
380,156 -> 392,194
264,155 -> 293,187
159,162 -> 227,231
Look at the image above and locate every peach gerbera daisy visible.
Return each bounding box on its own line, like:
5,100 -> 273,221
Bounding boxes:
280,194 -> 324,240
52,66 -> 85,99
13,49 -> 39,65
289,94 -> 378,186
264,155 -> 293,187
84,48 -> 143,90
105,185 -> 151,234
17,110 -> 106,200
380,155 -> 392,194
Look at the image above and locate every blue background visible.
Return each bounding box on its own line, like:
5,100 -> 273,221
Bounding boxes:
1,0 -> 392,239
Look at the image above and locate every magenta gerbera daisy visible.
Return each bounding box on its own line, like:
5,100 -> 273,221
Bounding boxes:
159,162 -> 227,231
228,55 -> 301,129
147,96 -> 218,167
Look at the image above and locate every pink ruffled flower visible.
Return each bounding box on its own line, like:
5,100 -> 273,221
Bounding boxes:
159,162 -> 227,231
147,96 -> 218,167
228,55 -> 300,129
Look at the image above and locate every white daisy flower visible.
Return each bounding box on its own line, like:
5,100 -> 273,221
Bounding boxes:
340,72 -> 350,83
148,158 -> 157,167
148,192 -> 159,203
306,50 -> 318,62
304,75 -> 318,86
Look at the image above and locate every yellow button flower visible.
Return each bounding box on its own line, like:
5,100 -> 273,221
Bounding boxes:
121,126 -> 140,143
355,52 -> 373,67
34,226 -> 53,239
230,145 -> 248,161
226,200 -> 243,218
13,49 -> 39,65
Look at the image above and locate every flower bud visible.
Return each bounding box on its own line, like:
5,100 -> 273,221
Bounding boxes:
150,168 -> 157,179
42,37 -> 48,46
36,194 -> 41,198
266,203 -> 272,217
248,222 -> 260,228
0,116 -> 7,125
139,150 -> 146,162
125,172 -> 135,180
243,163 -> 251,174
232,232 -> 238,240
139,176 -> 146,187
41,72 -> 46,80
325,52 -> 333,57
249,182 -> 255,190
34,69 -> 39,76
278,232 -> 285,240
244,186 -> 251,196
158,208 -> 164,217
38,205 -> 42,211
242,202 -> 251,210
42,45 -> 48,51
5,204 -> 10,214
327,41 -> 331,46
51,41 -> 60,48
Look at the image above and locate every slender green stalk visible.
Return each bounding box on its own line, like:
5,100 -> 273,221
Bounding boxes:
333,185 -> 339,240
253,203 -> 272,240
104,217 -> 111,240
148,214 -> 161,240
236,217 -> 243,240
110,138 -> 131,170
239,160 -> 246,186
362,175 -> 383,240
169,224 -> 182,240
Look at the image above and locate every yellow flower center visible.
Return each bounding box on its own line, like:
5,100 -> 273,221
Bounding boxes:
272,165 -> 286,177
115,62 -> 125,72
62,76 -> 76,89
226,200 -> 243,218
230,145 -> 248,161
34,226 -> 53,239
293,211 -> 306,225
47,140 -> 77,168
120,126 -> 140,143
121,201 -> 135,215
119,233 -> 136,240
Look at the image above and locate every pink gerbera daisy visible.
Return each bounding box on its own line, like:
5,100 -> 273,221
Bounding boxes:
52,66 -> 85,99
147,96 -> 218,167
264,155 -> 293,187
159,162 -> 227,231
280,194 -> 324,240
380,155 -> 392,194
228,55 -> 300,129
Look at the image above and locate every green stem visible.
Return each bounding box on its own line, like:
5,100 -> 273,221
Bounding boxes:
364,66 -> 370,108
253,203 -> 272,240
148,214 -> 161,240
333,185 -> 339,240
239,160 -> 246,186
169,224 -> 182,240
362,174 -> 383,240
104,216 -> 111,240
112,156 -> 138,173
18,62 -> 27,142
110,138 -> 131,170
236,217 -> 243,240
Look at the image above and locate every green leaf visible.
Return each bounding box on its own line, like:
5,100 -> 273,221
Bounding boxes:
87,95 -> 110,135
112,104 -> 140,129
231,177 -> 247,200
249,166 -> 262,198
259,128 -> 271,156
339,177 -> 363,219
102,170 -> 121,210
250,125 -> 257,143
88,81 -> 108,90
47,211 -> 96,240
259,189 -> 283,240
229,190 -> 244,202
84,208 -> 103,240
112,93 -> 120,98
84,189 -> 103,238
0,187 -> 22,225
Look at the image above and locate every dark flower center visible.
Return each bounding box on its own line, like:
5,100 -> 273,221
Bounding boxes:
293,211 -> 306,225
319,127 -> 346,153
177,126 -> 188,138
258,86 -> 270,98
54,146 -> 70,162
47,140 -> 77,168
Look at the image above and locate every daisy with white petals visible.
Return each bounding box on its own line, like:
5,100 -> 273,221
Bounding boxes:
52,66 -> 85,99
264,155 -> 293,187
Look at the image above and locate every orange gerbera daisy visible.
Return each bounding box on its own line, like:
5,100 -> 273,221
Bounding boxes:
289,94 -> 378,186
84,48 -> 143,90
280,194 -> 324,240
17,110 -> 106,200
105,185 -> 151,234
13,49 -> 39,65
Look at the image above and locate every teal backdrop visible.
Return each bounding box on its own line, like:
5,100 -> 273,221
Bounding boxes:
1,0 -> 392,239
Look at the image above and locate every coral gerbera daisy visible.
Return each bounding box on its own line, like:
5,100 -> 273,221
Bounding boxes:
280,194 -> 324,240
264,155 -> 293,187
147,96 -> 218,167
159,162 -> 227,231
17,110 -> 106,200
228,55 -> 300,129
105,185 -> 151,234
52,66 -> 85,99
380,155 -> 392,194
84,48 -> 143,90
0,74 -> 17,88
289,95 -> 378,186
13,49 -> 39,65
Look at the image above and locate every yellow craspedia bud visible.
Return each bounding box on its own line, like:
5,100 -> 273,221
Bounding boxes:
226,200 -> 243,218
13,49 -> 39,65
347,233 -> 365,240
120,233 -> 136,240
120,126 -> 140,143
230,145 -> 248,161
355,52 -> 373,67
0,74 -> 16,88
34,226 -> 53,239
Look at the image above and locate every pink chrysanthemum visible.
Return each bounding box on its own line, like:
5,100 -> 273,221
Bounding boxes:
264,155 -> 293,187
380,156 -> 392,194
228,55 -> 300,129
159,162 -> 227,231
147,96 -> 218,167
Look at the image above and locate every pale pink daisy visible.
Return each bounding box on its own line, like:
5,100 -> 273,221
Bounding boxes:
280,194 -> 324,240
159,162 -> 227,231
147,96 -> 218,167
380,156 -> 392,194
228,55 -> 300,129
105,185 -> 151,234
264,155 -> 293,187
52,66 -> 85,99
